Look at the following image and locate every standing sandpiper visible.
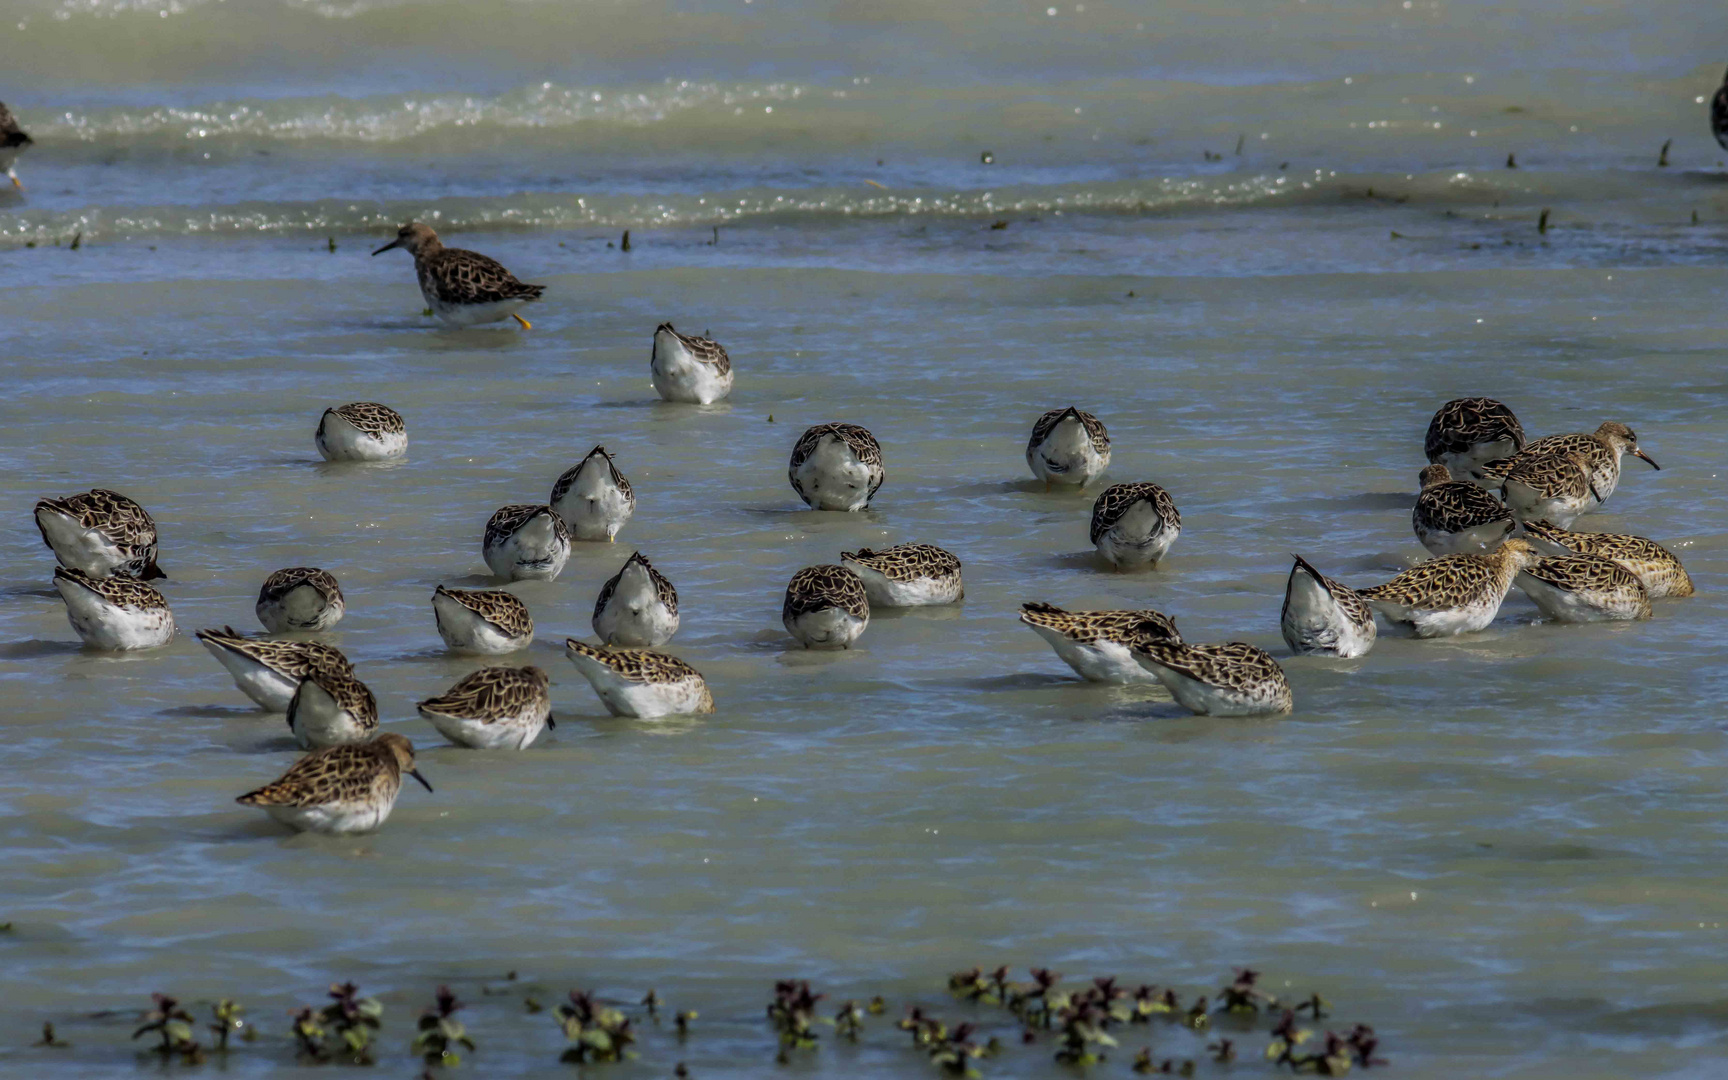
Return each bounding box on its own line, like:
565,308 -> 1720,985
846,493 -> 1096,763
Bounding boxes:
431,585 -> 535,654
256,567 -> 345,633
0,103 -> 30,191
789,423 -> 885,511
1412,464 -> 1516,555
1424,397 -> 1524,484
53,566 -> 175,651
1478,421 -> 1657,512
34,488 -> 165,580
1027,407 -> 1111,487
550,445 -> 635,542
592,552 -> 679,648
1280,555 -> 1376,658
563,640 -> 716,719
483,504 -> 571,582
1089,482 -> 1181,570
372,222 -> 545,329
237,733 -> 431,835
1018,602 -> 1180,684
782,565 -> 870,649
195,627 -> 354,712
316,402 -> 406,462
651,323 -> 735,404
1130,639 -> 1294,717
416,666 -> 553,750
1357,538 -> 1540,637
1520,520 -> 1694,599
840,543 -> 963,607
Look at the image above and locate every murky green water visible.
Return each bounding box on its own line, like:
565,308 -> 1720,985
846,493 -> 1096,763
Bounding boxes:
2,1 -> 1727,1076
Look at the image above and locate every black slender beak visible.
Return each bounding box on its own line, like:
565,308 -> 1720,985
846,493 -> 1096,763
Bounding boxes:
371,238 -> 403,256
546,716 -> 556,729
141,558 -> 167,581
1632,448 -> 1660,471
409,769 -> 433,793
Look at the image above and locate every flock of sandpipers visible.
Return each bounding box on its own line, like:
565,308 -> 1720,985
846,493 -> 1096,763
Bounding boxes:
6,98 -> 1703,838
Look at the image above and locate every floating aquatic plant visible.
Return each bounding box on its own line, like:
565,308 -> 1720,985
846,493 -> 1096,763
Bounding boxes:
208,999 -> 247,1052
554,990 -> 636,1064
310,982 -> 384,1065
674,1009 -> 697,1039
132,993 -> 203,1063
413,985 -> 476,1067
1218,968 -> 1275,1017
834,999 -> 866,1041
33,1022 -> 69,1048
766,980 -> 824,1061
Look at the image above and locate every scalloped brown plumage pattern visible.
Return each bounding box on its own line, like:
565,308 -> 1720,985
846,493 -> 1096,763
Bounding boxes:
551,445 -> 634,505
1358,547 -> 1523,607
1714,68 -> 1728,151
52,565 -> 169,609
840,543 -> 961,582
433,586 -> 534,637
593,552 -> 678,619
1413,471 -> 1514,535
1521,553 -> 1646,598
418,247 -> 546,307
1018,601 -> 1181,647
0,102 -> 28,149
258,567 -> 342,605
1088,483 -> 1181,545
1281,557 -> 1375,628
1132,640 -> 1288,693
562,639 -> 705,683
290,653 -> 378,727
655,322 -> 732,375
484,504 -> 569,548
417,666 -> 550,721
1521,521 -> 1694,598
1028,406 -> 1109,456
1494,450 -> 1593,500
783,565 -> 869,620
789,423 -> 884,470
237,735 -> 415,808
326,402 -> 405,436
1423,397 -> 1524,462
34,488 -> 161,577
195,626 -> 353,678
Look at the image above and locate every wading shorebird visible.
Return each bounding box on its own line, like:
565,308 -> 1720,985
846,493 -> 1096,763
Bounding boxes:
840,543 -> 963,607
237,733 -> 431,835
1412,464 -> 1516,555
1026,406 -> 1111,488
1130,639 -> 1294,717
1477,421 -> 1657,512
0,103 -> 31,191
255,567 -> 345,633
1423,397 -> 1524,483
1357,538 -> 1541,638
1520,520 -> 1694,599
34,488 -> 165,580
372,222 -> 545,329
1018,602 -> 1180,684
1281,555 -> 1376,658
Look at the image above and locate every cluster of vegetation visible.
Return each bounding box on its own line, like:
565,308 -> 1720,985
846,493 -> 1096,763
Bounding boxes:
23,966 -> 1382,1074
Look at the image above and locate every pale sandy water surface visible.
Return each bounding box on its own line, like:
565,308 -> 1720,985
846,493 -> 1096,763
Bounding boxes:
3,1 -> 1728,1077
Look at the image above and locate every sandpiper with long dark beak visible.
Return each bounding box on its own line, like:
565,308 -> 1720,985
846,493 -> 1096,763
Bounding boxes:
1477,421 -> 1657,512
373,221 -> 545,329
237,733 -> 432,835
